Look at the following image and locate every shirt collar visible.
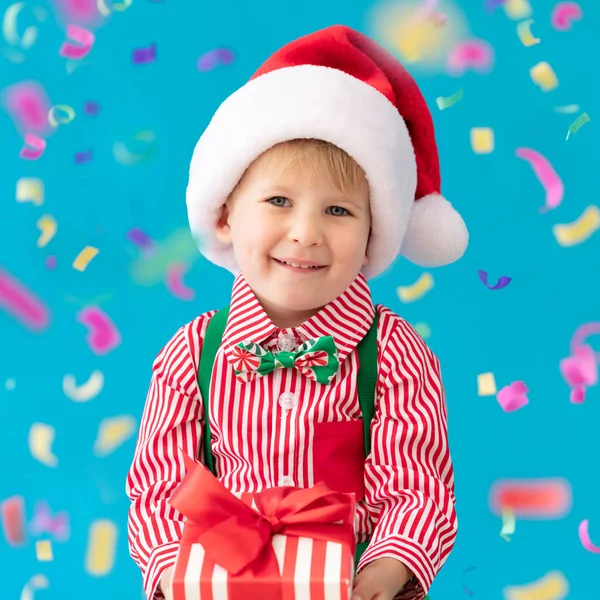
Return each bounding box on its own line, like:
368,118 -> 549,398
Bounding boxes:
221,272 -> 376,367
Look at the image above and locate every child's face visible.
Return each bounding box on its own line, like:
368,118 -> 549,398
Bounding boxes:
216,155 -> 371,328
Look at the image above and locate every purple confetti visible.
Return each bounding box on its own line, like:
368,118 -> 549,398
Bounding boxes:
45,256 -> 57,270
462,566 -> 476,596
484,0 -> 507,12
196,47 -> 235,72
83,101 -> 100,115
478,269 -> 512,290
133,43 -> 157,65
75,149 -> 93,164
126,227 -> 156,254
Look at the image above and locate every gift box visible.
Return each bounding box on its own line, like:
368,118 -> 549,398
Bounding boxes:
168,456 -> 356,600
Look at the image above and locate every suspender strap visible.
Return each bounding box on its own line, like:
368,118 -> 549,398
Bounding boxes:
356,311 -> 378,457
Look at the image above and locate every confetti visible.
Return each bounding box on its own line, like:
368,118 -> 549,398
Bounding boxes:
470,127 -> 494,153
75,149 -> 93,164
578,519 -> 600,553
2,81 -> 51,135
559,345 -> 597,404
59,24 -> 95,60
47,104 -> 75,127
93,415 -> 137,456
477,372 -> 497,396
502,0 -> 533,20
77,306 -> 121,355
83,101 -> 100,115
85,520 -> 117,575
113,130 -> 158,165
515,147 -> 564,212
551,2 -> 583,31
413,322 -> 431,339
436,87 -> 464,110
489,478 -> 572,518
446,39 -> 494,76
35,540 -> 53,561
29,500 -> 70,541
166,262 -> 195,301
29,423 -> 59,467
496,380 -> 529,412
19,574 -> 49,600
462,566 -> 476,596
36,215 -> 57,248
569,321 -> 600,357
516,19 -> 540,46
478,270 -> 512,289
72,245 -> 99,271
126,227 -> 156,254
554,104 -> 580,113
197,47 -> 236,71
1,495 -> 26,546
566,112 -> 590,140
45,256 -> 57,269
396,272 -> 434,302
132,42 -> 157,64
16,177 -> 44,205
530,62 -> 559,92
20,133 -> 46,160
0,267 -> 50,331
63,370 -> 104,402
55,0 -> 102,24
500,506 -> 516,541
503,571 -> 568,600
552,205 -> 600,247
97,0 -> 133,16
485,0 -> 507,12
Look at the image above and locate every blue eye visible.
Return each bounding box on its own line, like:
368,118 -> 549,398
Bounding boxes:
267,196 -> 290,207
327,206 -> 350,217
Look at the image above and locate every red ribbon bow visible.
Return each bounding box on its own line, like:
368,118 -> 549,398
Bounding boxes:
169,454 -> 356,600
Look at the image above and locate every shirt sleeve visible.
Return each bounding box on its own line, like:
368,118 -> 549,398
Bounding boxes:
357,319 -> 458,600
126,322 -> 205,600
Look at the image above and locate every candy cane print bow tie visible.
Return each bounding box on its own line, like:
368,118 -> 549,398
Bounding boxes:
231,336 -> 340,384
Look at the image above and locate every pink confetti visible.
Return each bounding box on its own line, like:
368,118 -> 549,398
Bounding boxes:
19,133 -> 46,160
496,381 -> 529,412
53,0 -> 102,25
579,520 -> 600,553
551,2 -> 583,31
76,306 -> 121,355
515,147 -> 564,212
560,345 -> 598,404
0,495 -> 26,546
2,81 -> 51,135
569,322 -> 600,359
196,47 -> 235,72
59,24 -> 95,60
166,263 -> 195,301
446,39 -> 494,76
0,267 -> 50,331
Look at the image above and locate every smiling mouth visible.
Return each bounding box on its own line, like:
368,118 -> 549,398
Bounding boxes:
272,258 -> 326,270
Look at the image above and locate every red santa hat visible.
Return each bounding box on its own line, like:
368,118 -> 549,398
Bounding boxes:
187,24 -> 468,279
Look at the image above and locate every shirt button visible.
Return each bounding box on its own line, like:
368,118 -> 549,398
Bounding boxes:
278,476 -> 295,487
277,332 -> 296,352
278,392 -> 298,410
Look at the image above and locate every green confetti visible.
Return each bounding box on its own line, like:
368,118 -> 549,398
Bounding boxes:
436,88 -> 464,110
566,112 -> 590,140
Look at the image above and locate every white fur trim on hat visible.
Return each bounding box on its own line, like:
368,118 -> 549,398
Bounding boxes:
400,193 -> 469,266
186,64 -> 417,280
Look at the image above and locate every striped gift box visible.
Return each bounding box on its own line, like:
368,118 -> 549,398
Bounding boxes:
171,491 -> 355,600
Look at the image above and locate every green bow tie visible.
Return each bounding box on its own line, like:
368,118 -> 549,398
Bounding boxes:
232,336 -> 340,385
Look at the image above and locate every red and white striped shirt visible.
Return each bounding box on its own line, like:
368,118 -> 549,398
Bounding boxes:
126,272 -> 457,600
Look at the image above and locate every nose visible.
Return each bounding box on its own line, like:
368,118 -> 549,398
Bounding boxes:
287,209 -> 324,246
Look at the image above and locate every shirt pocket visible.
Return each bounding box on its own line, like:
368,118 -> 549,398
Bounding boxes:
312,419 -> 366,499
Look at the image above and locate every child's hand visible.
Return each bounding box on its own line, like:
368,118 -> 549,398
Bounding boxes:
160,566 -> 174,600
351,557 -> 412,600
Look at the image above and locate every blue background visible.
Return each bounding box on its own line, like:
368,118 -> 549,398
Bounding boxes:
1,0 -> 598,598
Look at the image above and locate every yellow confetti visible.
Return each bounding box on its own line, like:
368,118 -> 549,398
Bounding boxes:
29,423 -> 58,467
470,127 -> 494,154
93,415 -> 136,456
516,19 -> 540,46
48,104 -> 75,127
477,372 -> 497,396
73,246 -> 99,271
500,506 -> 516,541
503,571 -> 569,600
19,574 -> 49,600
16,178 -> 44,206
35,540 -> 53,561
502,0 -> 533,20
552,205 -> 600,247
63,370 -> 104,402
36,215 -> 57,248
530,62 -> 559,92
85,520 -> 117,575
397,272 -> 434,303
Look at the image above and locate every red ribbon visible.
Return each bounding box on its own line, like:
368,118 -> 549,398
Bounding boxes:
169,454 -> 356,600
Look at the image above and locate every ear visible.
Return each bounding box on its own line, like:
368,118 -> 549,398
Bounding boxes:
215,203 -> 232,244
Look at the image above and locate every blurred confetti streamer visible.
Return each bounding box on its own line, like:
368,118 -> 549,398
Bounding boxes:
1,495 -> 26,546
515,148 -> 564,212
16,177 -> 44,205
436,87 -> 464,110
559,345 -> 597,404
552,205 -> 600,246
29,500 -> 70,541
489,478 -> 572,518
19,133 -> 46,160
554,104 -> 580,113
72,246 -> 99,271
19,574 -> 49,600
3,2 -> 38,49
471,128 -> 494,154
77,306 -> 121,355
397,273 -> 434,302
478,270 -> 512,289
578,519 -> 600,553
29,423 -> 59,467
500,506 -> 516,541
551,2 -> 583,31
566,112 -> 590,140
477,372 -> 497,396
516,19 -> 540,46
93,415 -> 136,456
63,370 -> 104,402
502,0 -> 533,20
132,42 -> 157,64
35,540 -> 53,561
462,566 -> 476,596
503,571 -> 568,600
530,62 -> 559,92
36,215 -> 57,248
166,262 -> 195,301
113,130 -> 158,165
59,24 -> 95,59
446,39 -> 494,76
53,0 -> 102,24
496,381 -> 529,412
0,267 -> 50,331
569,321 -> 600,357
48,104 -> 75,126
85,520 -> 117,575
2,81 -> 51,135
196,47 -> 235,71
97,0 -> 133,16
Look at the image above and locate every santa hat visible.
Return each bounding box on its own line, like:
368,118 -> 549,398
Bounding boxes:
187,25 -> 468,280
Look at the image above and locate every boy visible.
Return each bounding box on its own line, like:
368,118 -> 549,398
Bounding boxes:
127,25 -> 468,600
